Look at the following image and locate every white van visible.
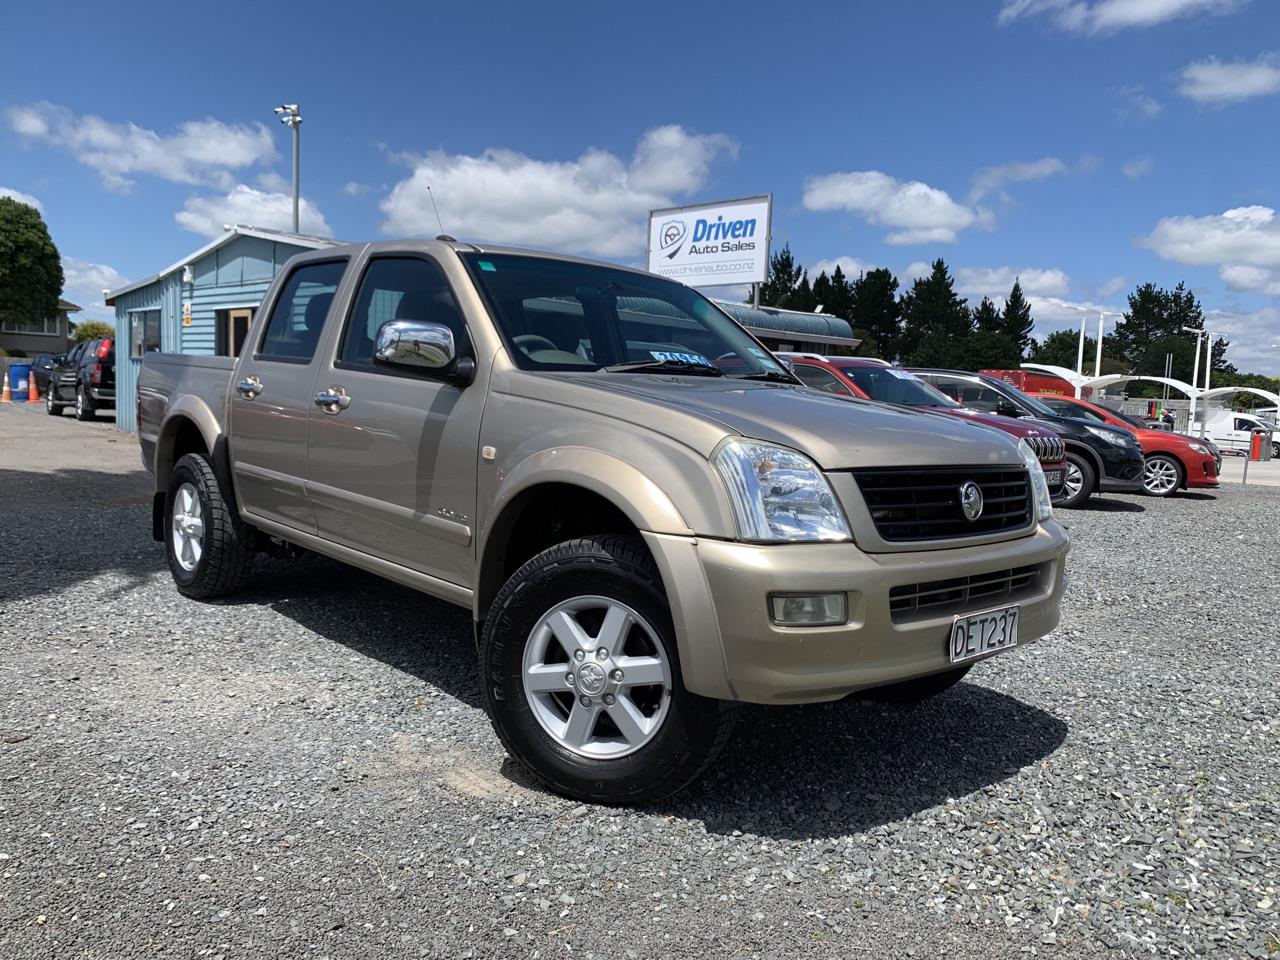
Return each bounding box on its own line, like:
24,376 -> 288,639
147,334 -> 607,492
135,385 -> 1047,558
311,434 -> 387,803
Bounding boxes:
1205,412 -> 1278,456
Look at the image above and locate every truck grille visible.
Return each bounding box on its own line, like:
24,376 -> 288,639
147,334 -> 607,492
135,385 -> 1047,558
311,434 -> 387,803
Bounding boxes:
1025,434 -> 1065,464
889,564 -> 1044,622
853,467 -> 1032,542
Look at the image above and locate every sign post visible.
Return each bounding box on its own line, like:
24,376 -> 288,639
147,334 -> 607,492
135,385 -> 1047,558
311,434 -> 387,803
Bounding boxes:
647,195 -> 771,291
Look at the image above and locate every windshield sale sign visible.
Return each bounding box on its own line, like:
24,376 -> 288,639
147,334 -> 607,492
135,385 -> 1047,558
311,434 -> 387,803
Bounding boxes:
647,195 -> 771,288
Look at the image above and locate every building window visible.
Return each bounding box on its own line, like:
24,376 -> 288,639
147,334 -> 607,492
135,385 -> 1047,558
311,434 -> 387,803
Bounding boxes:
130,310 -> 162,357
216,308 -> 254,358
0,315 -> 60,335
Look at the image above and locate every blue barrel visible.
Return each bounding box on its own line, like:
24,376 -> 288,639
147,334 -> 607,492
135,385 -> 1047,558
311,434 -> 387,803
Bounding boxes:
8,363 -> 31,402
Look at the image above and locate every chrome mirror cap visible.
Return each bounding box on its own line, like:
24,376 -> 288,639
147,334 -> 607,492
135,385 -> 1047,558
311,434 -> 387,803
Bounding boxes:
374,320 -> 456,370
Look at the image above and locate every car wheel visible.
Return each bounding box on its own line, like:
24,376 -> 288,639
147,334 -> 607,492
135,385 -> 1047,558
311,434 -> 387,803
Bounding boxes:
46,385 -> 65,416
74,385 -> 95,421
1058,452 -> 1096,508
165,452 -> 255,599
481,534 -> 737,805
858,664 -> 972,704
1142,453 -> 1183,497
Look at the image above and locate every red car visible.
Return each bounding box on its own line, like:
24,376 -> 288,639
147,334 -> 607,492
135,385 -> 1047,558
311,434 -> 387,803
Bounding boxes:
1030,393 -> 1219,497
783,354 -> 1069,498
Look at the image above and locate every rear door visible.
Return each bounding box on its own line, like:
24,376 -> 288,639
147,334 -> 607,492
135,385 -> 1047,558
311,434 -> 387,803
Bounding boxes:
54,343 -> 85,400
228,257 -> 349,535
304,252 -> 481,587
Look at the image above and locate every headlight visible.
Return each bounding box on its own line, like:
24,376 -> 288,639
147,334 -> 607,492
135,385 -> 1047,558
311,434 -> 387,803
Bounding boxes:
712,439 -> 851,542
1083,424 -> 1132,447
1187,442 -> 1210,455
1019,440 -> 1054,523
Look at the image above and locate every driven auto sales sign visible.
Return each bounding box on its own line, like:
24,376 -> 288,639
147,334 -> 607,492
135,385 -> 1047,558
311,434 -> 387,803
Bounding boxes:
647,195 -> 771,288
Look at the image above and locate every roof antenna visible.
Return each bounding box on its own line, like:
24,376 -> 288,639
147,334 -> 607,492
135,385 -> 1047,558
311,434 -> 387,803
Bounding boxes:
426,185 -> 453,241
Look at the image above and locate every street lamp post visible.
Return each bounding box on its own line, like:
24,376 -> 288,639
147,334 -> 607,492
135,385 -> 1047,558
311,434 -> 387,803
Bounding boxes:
1075,309 -> 1088,378
1182,325 -> 1205,430
274,104 -> 302,233
1094,311 -> 1122,378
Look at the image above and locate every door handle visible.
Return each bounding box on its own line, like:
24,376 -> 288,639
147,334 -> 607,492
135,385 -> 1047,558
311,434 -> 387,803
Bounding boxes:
236,376 -> 263,400
314,386 -> 351,414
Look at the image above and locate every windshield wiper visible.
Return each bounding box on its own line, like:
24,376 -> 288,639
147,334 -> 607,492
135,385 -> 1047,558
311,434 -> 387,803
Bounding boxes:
733,370 -> 797,383
603,359 -> 724,376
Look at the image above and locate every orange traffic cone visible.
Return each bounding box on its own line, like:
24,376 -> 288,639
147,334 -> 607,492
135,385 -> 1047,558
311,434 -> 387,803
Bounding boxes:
25,372 -> 41,404
1,370 -> 11,404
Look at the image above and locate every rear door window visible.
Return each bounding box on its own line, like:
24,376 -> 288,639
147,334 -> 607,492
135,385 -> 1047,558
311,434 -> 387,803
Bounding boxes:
258,260 -> 347,363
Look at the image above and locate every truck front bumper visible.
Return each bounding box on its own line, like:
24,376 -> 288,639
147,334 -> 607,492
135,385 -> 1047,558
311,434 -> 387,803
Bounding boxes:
644,521 -> 1069,705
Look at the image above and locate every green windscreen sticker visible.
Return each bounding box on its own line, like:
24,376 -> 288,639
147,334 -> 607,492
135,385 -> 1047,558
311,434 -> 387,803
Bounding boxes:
478,260 -> 496,272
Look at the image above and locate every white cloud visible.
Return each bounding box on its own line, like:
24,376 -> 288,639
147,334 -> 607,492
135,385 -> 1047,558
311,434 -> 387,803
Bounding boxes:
1114,84 -> 1165,119
1141,205 -> 1280,296
811,256 -> 881,279
175,184 -> 333,239
802,170 -> 986,245
1123,155 -> 1154,179
379,125 -> 736,257
6,102 -> 277,192
342,181 -> 375,196
0,186 -> 43,212
969,157 -> 1068,203
1096,275 -> 1129,298
256,170 -> 290,192
955,266 -> 1071,299
1205,306 -> 1280,375
1219,264 -> 1280,294
1178,52 -> 1280,105
61,256 -> 129,311
998,0 -> 1248,33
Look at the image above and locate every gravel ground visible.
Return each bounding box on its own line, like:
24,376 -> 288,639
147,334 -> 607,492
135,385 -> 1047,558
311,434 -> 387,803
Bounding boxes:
1,403 -> 1277,960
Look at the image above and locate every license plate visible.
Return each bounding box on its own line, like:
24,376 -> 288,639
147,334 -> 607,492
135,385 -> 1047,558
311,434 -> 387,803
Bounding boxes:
949,605 -> 1019,664
1044,469 -> 1064,489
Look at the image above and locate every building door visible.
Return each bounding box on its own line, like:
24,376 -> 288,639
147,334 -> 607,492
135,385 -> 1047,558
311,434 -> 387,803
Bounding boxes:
304,254 -> 481,588
218,309 -> 253,357
227,258 -> 347,535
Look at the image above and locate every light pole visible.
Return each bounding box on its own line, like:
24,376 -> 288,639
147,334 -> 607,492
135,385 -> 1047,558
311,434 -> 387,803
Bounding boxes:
1095,311 -> 1122,378
1075,308 -> 1088,378
1182,325 -> 1205,429
274,104 -> 301,233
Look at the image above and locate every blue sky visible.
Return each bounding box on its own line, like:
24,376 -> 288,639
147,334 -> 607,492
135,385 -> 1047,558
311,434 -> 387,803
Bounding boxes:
3,0 -> 1279,375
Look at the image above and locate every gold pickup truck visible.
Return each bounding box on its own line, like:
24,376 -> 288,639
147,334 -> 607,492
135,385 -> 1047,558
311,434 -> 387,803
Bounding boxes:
137,238 -> 1068,803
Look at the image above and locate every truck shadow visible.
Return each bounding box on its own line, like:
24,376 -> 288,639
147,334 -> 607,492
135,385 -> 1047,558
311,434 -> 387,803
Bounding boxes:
654,686 -> 1067,840
1075,497 -> 1145,512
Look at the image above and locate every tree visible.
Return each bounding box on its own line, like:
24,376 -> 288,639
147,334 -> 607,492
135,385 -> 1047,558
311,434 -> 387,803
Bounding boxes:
849,268 -> 901,360
964,330 -> 1023,370
71,320 -> 115,343
757,244 -> 810,310
971,296 -> 1002,333
1030,330 -> 1091,370
1000,280 -> 1035,356
898,259 -> 971,364
1111,282 -> 1233,393
0,196 -> 63,332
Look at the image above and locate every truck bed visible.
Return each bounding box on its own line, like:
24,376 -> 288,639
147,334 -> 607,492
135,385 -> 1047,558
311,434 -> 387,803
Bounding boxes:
137,353 -> 236,475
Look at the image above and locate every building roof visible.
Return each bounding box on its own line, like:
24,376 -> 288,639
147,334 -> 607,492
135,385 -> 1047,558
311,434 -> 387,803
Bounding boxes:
58,298 -> 82,313
105,224 -> 339,304
712,300 -> 860,348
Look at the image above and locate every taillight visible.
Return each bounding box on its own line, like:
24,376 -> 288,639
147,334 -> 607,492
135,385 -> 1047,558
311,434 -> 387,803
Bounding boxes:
97,338 -> 112,359
92,363 -> 102,385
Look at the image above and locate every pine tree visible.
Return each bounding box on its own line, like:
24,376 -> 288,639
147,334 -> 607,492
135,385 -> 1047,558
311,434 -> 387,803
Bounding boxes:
898,259 -> 971,364
849,268 -> 901,360
972,296 -> 1002,333
757,244 -> 807,309
1000,280 -> 1035,356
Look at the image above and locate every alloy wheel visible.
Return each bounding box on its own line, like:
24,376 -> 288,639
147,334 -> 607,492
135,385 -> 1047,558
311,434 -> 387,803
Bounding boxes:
171,482 -> 205,572
1144,457 -> 1179,495
1063,461 -> 1084,500
522,596 -> 672,760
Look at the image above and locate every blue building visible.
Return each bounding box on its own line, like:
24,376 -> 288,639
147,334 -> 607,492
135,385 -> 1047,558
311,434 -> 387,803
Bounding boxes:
105,225 -> 337,431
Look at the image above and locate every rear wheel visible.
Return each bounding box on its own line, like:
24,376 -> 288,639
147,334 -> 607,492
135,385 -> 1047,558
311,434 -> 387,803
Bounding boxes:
859,664 -> 972,704
1058,452 -> 1096,508
481,534 -> 736,805
1142,453 -> 1183,497
165,452 -> 255,599
74,385 -> 95,421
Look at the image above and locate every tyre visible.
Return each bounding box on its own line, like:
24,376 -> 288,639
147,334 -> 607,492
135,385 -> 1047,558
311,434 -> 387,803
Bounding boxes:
46,385 -> 65,416
165,452 -> 255,599
1058,451 -> 1096,508
481,534 -> 737,805
74,385 -> 95,421
1142,453 -> 1184,497
858,664 -> 972,704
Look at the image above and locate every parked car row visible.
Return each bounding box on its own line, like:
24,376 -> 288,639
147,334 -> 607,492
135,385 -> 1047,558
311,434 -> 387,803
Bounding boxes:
37,338 -> 116,421
136,239 -> 1070,804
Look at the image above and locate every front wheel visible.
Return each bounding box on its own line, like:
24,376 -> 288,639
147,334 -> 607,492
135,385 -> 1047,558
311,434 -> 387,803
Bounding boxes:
1143,453 -> 1183,497
165,453 -> 255,599
74,385 -> 95,421
858,665 -> 972,704
46,385 -> 65,416
481,534 -> 736,805
1058,452 -> 1096,508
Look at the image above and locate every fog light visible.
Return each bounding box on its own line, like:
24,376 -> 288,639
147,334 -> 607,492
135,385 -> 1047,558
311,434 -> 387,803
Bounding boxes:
769,593 -> 847,626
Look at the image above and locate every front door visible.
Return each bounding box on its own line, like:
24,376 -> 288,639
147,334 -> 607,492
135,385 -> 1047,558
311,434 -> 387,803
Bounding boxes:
53,343 -> 84,400
305,254 -> 482,588
227,258 -> 348,535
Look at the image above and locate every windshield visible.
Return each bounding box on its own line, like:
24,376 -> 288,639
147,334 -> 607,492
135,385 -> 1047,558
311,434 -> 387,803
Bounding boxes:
462,253 -> 789,378
1110,408 -> 1148,429
840,365 -> 959,407
982,376 -> 1059,418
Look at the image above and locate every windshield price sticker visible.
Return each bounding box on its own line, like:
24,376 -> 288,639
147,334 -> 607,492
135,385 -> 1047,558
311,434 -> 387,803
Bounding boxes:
885,368 -> 919,381
650,350 -> 714,367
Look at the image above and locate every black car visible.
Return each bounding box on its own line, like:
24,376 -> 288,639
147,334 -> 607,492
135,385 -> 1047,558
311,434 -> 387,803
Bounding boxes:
30,352 -> 58,396
46,337 -> 116,421
908,369 -> 1145,508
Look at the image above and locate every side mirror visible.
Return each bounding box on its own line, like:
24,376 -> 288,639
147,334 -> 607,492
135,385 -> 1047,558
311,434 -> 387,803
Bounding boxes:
374,320 -> 474,386
53,354 -> 67,365
996,399 -> 1023,418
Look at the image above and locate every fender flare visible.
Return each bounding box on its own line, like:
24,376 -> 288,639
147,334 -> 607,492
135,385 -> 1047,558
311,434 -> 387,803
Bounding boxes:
154,395 -> 223,490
